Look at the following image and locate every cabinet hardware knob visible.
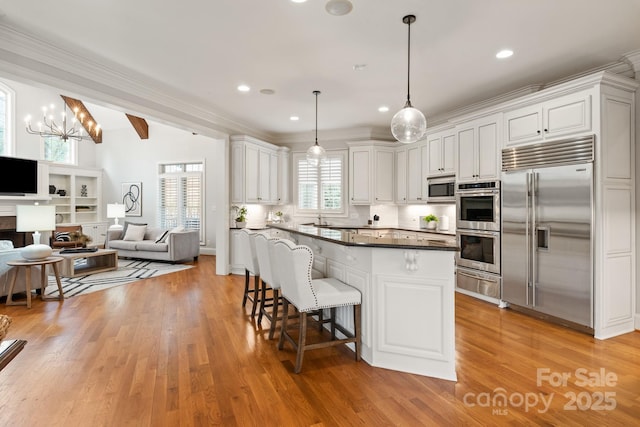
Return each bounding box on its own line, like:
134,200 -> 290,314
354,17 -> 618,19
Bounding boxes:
544,129 -> 548,132
537,130 -> 541,134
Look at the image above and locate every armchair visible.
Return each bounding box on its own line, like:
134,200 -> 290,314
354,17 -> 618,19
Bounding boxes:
50,225 -> 88,249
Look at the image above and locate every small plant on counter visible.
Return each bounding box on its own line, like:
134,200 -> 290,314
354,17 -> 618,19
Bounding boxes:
232,205 -> 247,223
423,214 -> 438,223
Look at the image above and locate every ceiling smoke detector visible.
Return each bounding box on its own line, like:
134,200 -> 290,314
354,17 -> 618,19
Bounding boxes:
326,0 -> 353,16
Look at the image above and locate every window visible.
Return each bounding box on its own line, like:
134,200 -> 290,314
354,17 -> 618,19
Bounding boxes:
294,151 -> 346,216
43,135 -> 76,164
0,81 -> 15,156
158,161 -> 205,244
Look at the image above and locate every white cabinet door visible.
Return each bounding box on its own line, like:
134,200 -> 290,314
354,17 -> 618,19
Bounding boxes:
456,127 -> 476,182
427,134 -> 442,176
504,105 -> 542,145
82,222 -> 108,247
374,149 -> 394,203
442,133 -> 456,175
244,144 -> 261,203
395,148 -> 407,204
477,120 -> 499,180
544,92 -> 591,139
406,144 -> 427,203
230,142 -> 245,203
268,152 -> 279,204
349,147 -> 372,204
277,148 -> 289,204
229,230 -> 244,274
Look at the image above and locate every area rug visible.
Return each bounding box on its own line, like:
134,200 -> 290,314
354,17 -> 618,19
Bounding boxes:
45,259 -> 193,298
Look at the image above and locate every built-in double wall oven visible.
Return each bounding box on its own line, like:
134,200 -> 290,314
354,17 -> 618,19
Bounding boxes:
456,181 -> 502,299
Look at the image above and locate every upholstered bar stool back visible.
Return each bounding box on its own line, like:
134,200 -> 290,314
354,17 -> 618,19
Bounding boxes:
238,228 -> 261,319
273,239 -> 362,373
253,233 -> 281,331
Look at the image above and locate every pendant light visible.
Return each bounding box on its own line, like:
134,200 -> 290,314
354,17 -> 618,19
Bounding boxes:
391,14 -> 427,144
306,90 -> 327,167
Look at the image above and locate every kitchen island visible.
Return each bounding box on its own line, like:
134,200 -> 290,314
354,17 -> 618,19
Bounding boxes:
268,223 -> 458,381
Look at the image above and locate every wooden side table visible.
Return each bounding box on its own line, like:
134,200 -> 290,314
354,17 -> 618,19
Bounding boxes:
5,256 -> 65,308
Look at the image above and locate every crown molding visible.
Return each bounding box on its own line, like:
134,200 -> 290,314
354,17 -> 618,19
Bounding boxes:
622,49 -> 640,75
274,126 -> 393,146
0,19 -> 274,141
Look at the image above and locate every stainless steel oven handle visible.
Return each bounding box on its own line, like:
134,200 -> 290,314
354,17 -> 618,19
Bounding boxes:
456,189 -> 499,196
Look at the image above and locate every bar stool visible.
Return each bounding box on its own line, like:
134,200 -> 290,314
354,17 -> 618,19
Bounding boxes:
273,239 -> 362,373
253,233 -> 281,335
238,228 -> 260,319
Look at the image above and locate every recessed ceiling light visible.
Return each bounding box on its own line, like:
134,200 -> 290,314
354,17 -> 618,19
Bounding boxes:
353,64 -> 367,71
378,106 -> 389,113
291,0 -> 307,3
496,49 -> 514,59
290,116 -> 300,121
260,89 -> 275,95
326,0 -> 353,16
237,84 -> 250,92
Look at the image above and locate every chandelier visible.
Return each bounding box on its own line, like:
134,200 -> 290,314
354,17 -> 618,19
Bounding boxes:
24,102 -> 101,142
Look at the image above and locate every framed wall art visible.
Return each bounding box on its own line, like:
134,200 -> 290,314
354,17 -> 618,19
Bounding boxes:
121,182 -> 142,216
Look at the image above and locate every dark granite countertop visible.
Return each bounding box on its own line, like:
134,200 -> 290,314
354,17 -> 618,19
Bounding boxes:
268,224 -> 458,251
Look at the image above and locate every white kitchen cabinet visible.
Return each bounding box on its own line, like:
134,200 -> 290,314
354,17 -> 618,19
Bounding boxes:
427,130 -> 456,177
48,165 -> 103,226
406,143 -> 429,203
504,90 -> 591,146
230,135 -> 285,205
395,148 -> 408,204
349,146 -> 371,204
277,147 -> 290,204
456,114 -> 501,183
349,143 -> 395,205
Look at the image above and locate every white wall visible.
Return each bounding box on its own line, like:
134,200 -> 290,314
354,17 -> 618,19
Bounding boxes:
95,124 -> 225,253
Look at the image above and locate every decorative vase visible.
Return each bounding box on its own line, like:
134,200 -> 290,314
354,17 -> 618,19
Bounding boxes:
426,221 -> 437,230
236,221 -> 246,229
80,184 -> 88,197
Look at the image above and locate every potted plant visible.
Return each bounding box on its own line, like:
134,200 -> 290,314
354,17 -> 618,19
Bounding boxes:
423,214 -> 439,230
274,211 -> 284,223
232,205 -> 247,228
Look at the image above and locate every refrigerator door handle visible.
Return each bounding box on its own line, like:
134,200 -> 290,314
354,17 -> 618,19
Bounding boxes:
525,172 -> 531,306
530,172 -> 538,308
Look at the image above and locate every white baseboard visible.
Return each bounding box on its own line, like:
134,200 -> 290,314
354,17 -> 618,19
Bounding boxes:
199,247 -> 216,256
635,313 -> 640,330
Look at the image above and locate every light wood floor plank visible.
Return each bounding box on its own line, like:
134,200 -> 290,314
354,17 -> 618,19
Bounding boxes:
0,255 -> 638,426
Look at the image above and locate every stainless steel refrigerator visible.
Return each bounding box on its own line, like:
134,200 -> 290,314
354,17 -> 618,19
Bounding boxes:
501,136 -> 594,328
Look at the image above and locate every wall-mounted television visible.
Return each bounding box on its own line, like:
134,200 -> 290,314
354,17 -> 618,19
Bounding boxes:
0,156 -> 39,195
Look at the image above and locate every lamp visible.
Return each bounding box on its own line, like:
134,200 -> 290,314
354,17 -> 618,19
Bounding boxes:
325,0 -> 353,16
24,101 -> 101,142
107,203 -> 126,229
306,90 -> 327,167
16,204 -> 56,260
391,14 -> 427,144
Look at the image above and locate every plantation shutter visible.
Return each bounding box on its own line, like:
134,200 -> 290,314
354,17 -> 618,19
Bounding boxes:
158,162 -> 204,243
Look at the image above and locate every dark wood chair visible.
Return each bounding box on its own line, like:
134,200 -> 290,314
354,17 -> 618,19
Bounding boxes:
50,225 -> 86,249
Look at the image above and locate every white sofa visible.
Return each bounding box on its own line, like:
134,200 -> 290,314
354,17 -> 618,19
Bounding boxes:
105,224 -> 200,263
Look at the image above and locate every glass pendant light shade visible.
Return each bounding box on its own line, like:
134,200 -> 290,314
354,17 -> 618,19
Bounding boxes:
307,90 -> 327,166
306,143 -> 327,167
391,104 -> 427,144
391,14 -> 426,144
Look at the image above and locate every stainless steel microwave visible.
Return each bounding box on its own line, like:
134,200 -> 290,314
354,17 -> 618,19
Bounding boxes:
426,176 -> 456,203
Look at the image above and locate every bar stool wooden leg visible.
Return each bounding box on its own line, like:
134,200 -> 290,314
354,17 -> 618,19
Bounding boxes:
277,299 -> 289,350
250,274 -> 260,320
354,305 -> 361,361
268,289 -> 280,340
242,269 -> 250,307
294,312 -> 308,374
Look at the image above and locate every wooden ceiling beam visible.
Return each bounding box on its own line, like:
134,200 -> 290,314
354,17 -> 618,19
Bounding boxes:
125,114 -> 149,139
60,95 -> 102,144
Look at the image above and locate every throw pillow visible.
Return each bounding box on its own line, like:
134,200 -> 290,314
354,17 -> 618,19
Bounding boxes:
55,231 -> 71,242
121,221 -> 147,240
123,224 -> 147,241
0,240 -> 14,250
155,230 -> 170,243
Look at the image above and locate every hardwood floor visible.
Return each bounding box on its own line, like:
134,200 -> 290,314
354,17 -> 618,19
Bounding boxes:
1,255 -> 639,426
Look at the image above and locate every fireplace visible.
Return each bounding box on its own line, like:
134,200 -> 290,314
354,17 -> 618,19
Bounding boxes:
0,216 -> 28,247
